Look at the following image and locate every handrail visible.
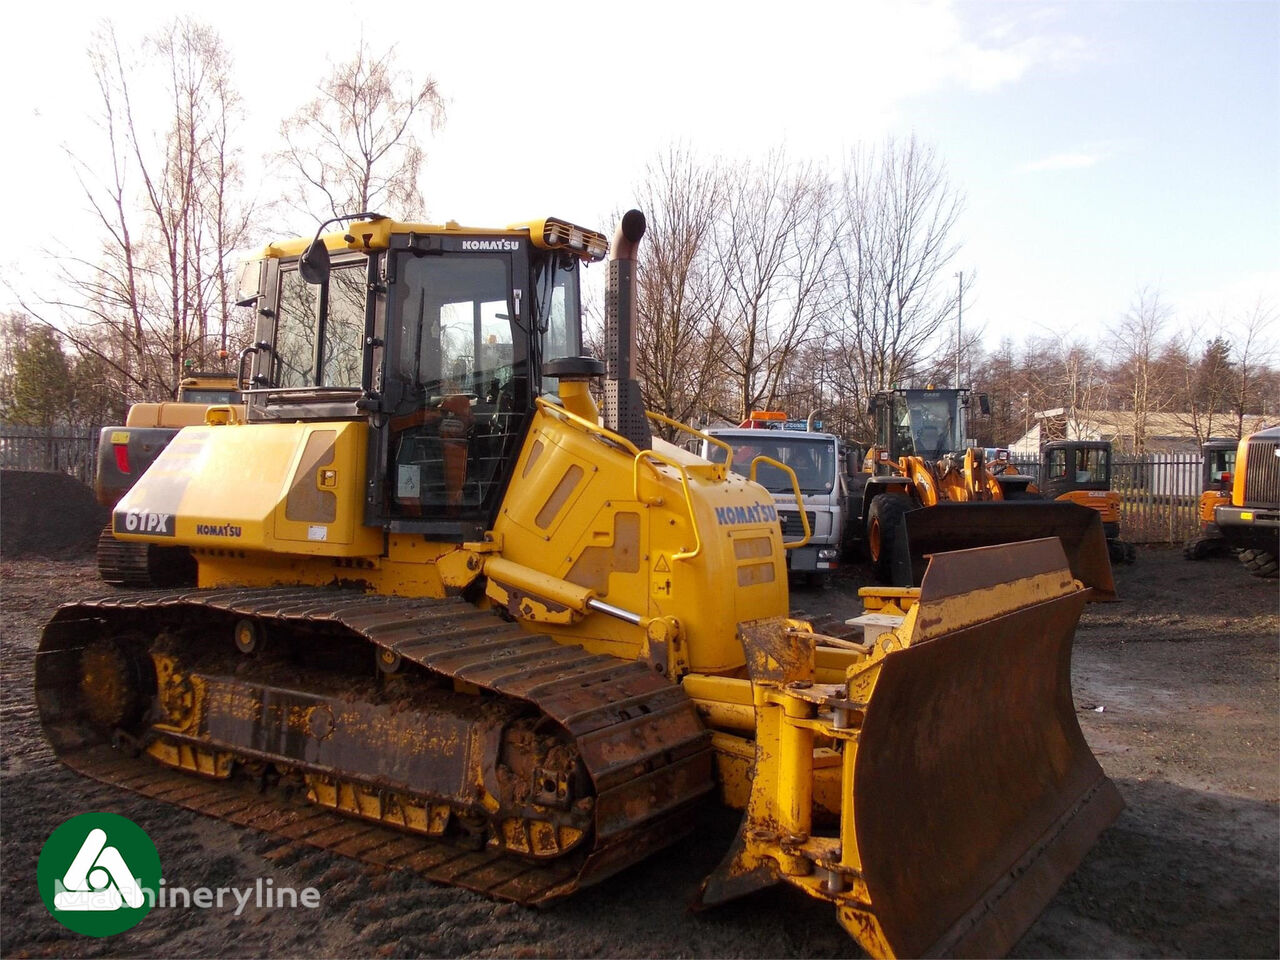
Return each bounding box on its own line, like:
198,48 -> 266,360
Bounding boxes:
632,449 -> 703,562
534,397 -> 641,456
644,410 -> 734,465
750,455 -> 811,549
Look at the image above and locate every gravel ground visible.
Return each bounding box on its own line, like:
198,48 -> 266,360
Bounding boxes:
1,546 -> 1276,958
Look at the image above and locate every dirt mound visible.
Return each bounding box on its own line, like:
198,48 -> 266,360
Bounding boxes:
0,470 -> 106,558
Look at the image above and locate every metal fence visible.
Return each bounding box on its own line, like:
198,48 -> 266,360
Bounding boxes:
1,427 -> 1207,545
0,425 -> 98,485
1013,454 -> 1203,544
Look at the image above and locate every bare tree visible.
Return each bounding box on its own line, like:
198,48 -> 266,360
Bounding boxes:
1110,287 -> 1172,454
278,42 -> 445,221
829,136 -> 967,438
45,19 -> 253,402
1227,298 -> 1278,436
714,151 -> 841,420
1171,326 -> 1235,444
630,147 -> 728,437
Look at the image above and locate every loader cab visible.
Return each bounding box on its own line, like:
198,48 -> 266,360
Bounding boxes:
235,217 -> 603,542
1040,441 -> 1111,500
869,388 -> 977,466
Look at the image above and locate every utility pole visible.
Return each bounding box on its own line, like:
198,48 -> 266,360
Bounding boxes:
954,271 -> 963,387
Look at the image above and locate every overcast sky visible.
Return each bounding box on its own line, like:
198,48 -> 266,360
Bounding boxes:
2,0 -> 1276,353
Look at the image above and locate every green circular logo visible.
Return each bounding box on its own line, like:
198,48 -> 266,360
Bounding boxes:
37,812 -> 161,937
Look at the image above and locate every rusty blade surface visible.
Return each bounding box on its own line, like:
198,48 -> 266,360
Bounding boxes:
904,501 -> 1117,601
849,545 -> 1123,958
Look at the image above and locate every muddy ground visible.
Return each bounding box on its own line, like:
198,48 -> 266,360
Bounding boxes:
1,547 -> 1276,959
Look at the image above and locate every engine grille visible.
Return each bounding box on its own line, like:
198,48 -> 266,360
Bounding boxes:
1243,438 -> 1280,508
778,510 -> 817,539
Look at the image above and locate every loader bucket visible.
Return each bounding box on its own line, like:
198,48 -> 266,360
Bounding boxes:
900,500 -> 1117,601
699,538 -> 1124,959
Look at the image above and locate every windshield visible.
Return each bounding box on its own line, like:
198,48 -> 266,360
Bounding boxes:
891,392 -> 962,458
1045,446 -> 1110,484
1207,447 -> 1235,485
179,388 -> 238,404
707,434 -> 837,495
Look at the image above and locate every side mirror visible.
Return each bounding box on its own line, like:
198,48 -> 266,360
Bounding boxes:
299,238 -> 332,285
234,259 -> 263,306
977,393 -> 991,415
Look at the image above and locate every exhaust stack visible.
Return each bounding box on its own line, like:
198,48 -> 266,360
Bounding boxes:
603,209 -> 651,449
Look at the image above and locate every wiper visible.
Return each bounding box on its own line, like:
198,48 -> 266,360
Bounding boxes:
412,289 -> 426,386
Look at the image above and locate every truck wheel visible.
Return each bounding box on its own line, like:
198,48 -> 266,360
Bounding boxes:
867,494 -> 913,584
1238,548 -> 1279,579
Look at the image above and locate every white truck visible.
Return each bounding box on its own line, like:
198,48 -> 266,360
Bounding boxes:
700,413 -> 853,586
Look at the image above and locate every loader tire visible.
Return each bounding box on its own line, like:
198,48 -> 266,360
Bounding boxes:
867,493 -> 912,584
1001,489 -> 1042,501
1238,548 -> 1279,578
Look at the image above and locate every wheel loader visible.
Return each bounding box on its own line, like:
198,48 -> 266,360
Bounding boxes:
38,210 -> 1122,958
853,387 -> 1116,595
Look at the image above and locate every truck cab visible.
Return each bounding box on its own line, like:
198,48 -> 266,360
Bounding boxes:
700,415 -> 849,585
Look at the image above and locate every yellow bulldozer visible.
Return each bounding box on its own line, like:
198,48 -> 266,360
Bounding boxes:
854,387 -> 1116,596
37,210 -> 1122,958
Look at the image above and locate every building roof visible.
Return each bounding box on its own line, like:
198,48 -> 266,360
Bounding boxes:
1009,410 -> 1277,455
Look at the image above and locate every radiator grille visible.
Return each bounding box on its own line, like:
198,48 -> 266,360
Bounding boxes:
1243,439 -> 1280,507
779,510 -> 817,539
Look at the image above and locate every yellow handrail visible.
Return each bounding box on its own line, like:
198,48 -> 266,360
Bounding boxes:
750,455 -> 811,549
632,449 -> 703,562
534,397 -> 641,456
644,410 -> 734,465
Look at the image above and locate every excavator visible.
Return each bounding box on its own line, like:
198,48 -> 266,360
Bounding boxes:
1039,439 -> 1136,565
37,210 -> 1122,958
94,371 -> 243,587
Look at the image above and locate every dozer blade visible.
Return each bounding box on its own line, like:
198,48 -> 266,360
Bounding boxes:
700,538 -> 1123,959
901,501 -> 1117,601
841,539 -> 1124,956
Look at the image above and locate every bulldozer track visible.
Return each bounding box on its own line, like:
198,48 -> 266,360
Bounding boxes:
37,587 -> 716,905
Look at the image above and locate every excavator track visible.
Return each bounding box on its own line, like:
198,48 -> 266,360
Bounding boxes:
95,524 -> 197,588
37,587 -> 715,904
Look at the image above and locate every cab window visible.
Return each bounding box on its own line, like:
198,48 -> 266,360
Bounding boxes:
273,261 -> 367,388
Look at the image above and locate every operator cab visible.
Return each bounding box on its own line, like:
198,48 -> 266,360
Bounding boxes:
1201,438 -> 1237,491
869,388 -> 987,466
234,216 -> 605,541
1040,440 -> 1112,499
